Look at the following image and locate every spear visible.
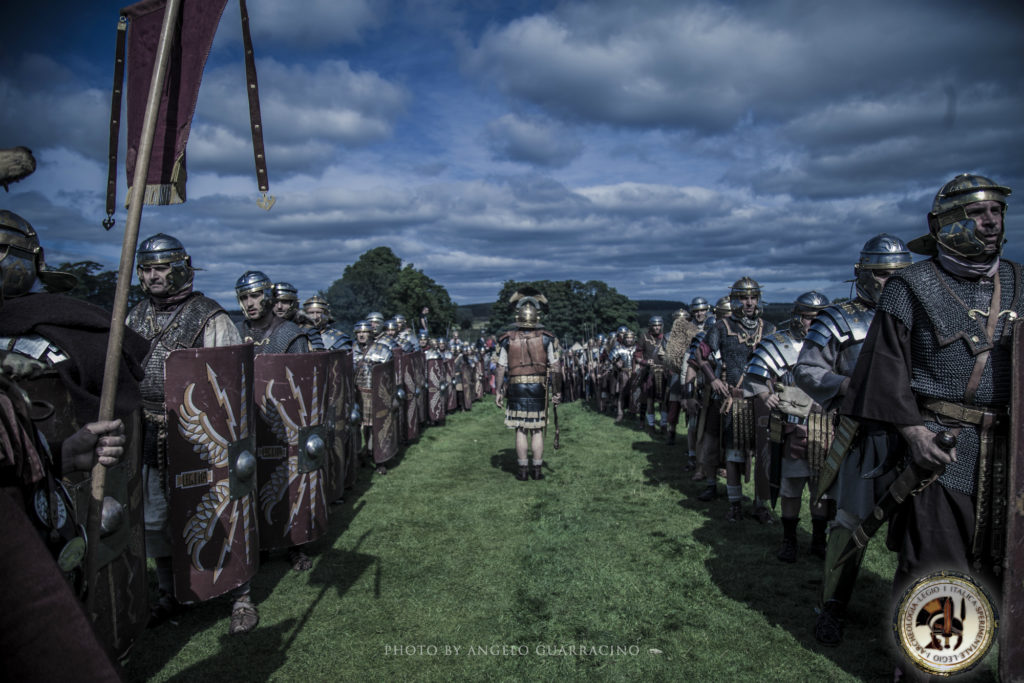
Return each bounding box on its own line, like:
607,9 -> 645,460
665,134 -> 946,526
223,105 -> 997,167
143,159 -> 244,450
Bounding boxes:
85,0 -> 183,617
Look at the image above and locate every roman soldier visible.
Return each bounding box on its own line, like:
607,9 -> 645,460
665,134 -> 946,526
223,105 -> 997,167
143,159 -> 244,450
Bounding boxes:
744,291 -> 830,563
636,316 -> 668,436
127,235 -> 262,634
849,173 -> 1023,668
304,295 -> 351,351
237,272 -> 311,353
272,282 -> 299,321
681,297 -> 714,461
693,277 -> 776,522
793,233 -> 912,645
352,320 -> 398,474
493,290 -> 561,481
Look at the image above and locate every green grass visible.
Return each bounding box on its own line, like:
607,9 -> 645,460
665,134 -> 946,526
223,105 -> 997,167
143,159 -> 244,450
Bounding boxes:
122,400 -> 999,682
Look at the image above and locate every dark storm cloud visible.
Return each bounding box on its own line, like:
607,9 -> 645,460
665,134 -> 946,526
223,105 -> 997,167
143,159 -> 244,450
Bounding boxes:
485,114 -> 583,167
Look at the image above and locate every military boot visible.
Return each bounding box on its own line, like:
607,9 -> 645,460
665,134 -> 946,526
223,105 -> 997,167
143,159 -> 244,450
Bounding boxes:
777,517 -> 798,563
725,501 -> 743,522
515,465 -> 529,481
530,462 -> 545,480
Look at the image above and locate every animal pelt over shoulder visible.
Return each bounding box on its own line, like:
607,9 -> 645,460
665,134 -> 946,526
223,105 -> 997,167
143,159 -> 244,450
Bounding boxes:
664,317 -> 699,373
0,147 -> 36,190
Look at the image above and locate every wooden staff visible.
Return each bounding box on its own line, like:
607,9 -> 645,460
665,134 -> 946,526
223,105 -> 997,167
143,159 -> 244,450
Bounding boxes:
85,0 -> 184,617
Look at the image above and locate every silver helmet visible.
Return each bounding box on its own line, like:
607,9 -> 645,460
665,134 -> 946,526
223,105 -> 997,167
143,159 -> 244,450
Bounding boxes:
729,276 -> 761,301
790,291 -> 829,339
648,315 -> 664,328
912,173 -> 1012,258
235,270 -> 273,318
366,311 -> 385,330
714,296 -> 732,318
0,210 -> 76,299
353,320 -> 373,334
273,282 -> 298,302
855,233 -> 912,304
690,297 -> 710,313
136,233 -> 193,296
392,313 -> 407,328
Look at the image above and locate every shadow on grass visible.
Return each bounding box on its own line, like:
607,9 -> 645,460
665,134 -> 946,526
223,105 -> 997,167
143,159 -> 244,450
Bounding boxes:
635,438 -> 915,682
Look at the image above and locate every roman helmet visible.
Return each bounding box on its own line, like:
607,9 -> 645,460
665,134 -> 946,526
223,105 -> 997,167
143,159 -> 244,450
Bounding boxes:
392,313 -> 407,329
714,296 -> 732,318
690,297 -> 711,314
854,233 -> 912,304
235,270 -> 274,319
353,320 -> 372,335
136,232 -> 193,296
672,308 -> 690,322
910,173 -> 1012,258
790,291 -> 830,339
0,210 -> 76,300
273,282 -> 298,303
648,315 -> 664,329
365,311 -> 385,332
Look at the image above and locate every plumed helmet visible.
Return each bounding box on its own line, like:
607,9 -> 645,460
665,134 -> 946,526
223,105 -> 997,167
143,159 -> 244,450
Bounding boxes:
0,210 -> 76,298
793,291 -> 830,316
690,297 -> 710,312
729,276 -> 761,301
273,282 -> 298,301
910,173 -> 1013,258
855,234 -> 912,304
353,320 -> 372,334
137,233 -> 193,297
714,296 -> 732,317
648,315 -> 664,327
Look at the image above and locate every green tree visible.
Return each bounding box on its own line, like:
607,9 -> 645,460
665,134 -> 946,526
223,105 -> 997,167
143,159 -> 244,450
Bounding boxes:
323,246 -> 456,334
50,260 -> 145,311
488,279 -> 636,343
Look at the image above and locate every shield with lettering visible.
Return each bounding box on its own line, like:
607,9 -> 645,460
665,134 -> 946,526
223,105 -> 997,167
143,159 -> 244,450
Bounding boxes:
165,344 -> 259,603
254,352 -> 335,551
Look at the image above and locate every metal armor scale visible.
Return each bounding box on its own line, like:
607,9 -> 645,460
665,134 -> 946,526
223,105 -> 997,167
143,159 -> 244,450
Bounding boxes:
804,300 -> 874,381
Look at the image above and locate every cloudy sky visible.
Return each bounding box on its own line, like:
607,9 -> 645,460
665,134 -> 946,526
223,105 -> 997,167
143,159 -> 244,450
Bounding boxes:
2,0 -> 1022,310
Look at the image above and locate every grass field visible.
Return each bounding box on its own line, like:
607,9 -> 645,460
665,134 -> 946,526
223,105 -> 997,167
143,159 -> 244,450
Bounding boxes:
122,399 -> 999,682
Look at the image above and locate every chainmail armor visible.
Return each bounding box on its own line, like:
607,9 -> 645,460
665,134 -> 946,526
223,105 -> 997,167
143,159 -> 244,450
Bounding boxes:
706,317 -> 774,386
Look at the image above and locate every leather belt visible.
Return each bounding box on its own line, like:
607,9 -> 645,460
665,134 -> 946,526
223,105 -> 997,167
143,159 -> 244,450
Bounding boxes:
919,397 -> 1006,425
510,375 -> 545,384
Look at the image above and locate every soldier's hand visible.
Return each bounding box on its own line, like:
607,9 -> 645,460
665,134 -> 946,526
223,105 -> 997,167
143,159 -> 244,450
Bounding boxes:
710,378 -> 729,397
763,392 -> 782,410
495,393 -> 503,409
552,393 -> 561,405
63,419 -> 126,471
899,424 -> 955,470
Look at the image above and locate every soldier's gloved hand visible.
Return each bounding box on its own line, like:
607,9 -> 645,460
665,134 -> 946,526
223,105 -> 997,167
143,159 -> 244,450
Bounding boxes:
0,351 -> 47,380
63,419 -> 126,472
899,424 -> 956,470
763,392 -> 782,410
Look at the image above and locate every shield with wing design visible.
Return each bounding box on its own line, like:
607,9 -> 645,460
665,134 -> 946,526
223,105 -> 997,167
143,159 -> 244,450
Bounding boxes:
254,353 -> 335,551
324,349 -> 354,503
370,360 -> 399,464
165,344 -> 259,603
427,357 -> 446,425
394,348 -> 420,443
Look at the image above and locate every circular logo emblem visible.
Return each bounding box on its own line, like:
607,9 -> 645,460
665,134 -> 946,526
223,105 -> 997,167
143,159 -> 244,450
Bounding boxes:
893,571 -> 998,676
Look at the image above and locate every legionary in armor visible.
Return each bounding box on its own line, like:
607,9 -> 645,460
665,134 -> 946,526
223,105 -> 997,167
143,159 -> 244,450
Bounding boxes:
352,320 -> 397,474
236,271 -> 311,353
636,316 -> 668,436
0,210 -> 146,656
494,291 -> 562,481
792,233 -> 911,645
303,295 -> 350,351
126,234 -> 263,634
841,175 -> 1022,672
693,277 -> 776,523
744,291 -> 830,564
272,282 -> 299,322
610,329 -> 637,423
681,297 -> 714,462
393,314 -> 419,350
